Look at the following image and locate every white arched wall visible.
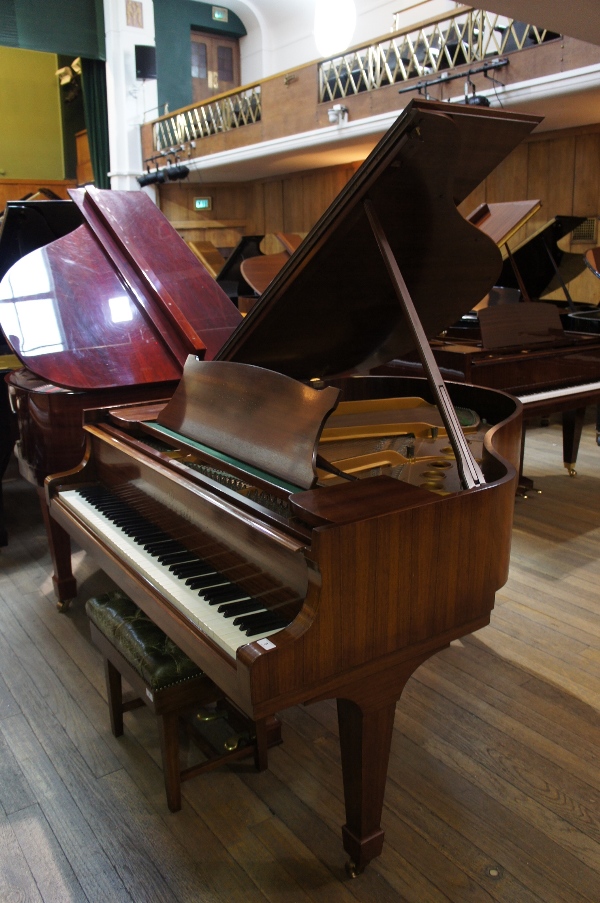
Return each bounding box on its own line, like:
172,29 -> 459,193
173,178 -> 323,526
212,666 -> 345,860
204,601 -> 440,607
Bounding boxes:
102,0 -> 459,190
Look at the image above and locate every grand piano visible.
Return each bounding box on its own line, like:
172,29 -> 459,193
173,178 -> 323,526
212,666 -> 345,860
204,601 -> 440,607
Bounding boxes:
0,197 -> 84,545
44,99 -> 539,873
389,209 -> 600,484
0,188 -> 241,599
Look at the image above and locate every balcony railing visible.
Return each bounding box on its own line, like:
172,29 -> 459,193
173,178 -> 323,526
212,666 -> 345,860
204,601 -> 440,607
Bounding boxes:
153,84 -> 261,154
145,7 -> 563,159
319,7 -> 560,101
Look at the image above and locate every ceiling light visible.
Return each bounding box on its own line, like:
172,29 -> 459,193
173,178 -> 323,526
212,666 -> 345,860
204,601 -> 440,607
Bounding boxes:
314,0 -> 356,58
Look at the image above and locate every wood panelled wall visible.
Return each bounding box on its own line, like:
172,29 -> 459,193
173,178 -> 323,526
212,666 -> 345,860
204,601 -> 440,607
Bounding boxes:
158,162 -> 360,254
159,121 -> 600,302
459,122 -> 600,228
458,122 -> 600,305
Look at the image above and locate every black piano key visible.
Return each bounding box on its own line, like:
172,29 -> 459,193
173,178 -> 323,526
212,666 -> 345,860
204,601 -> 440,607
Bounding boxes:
148,541 -> 185,556
232,610 -> 278,629
187,574 -> 229,590
122,524 -> 162,537
243,616 -> 288,637
218,599 -> 264,617
170,562 -> 214,577
159,549 -> 199,565
143,537 -> 177,551
203,586 -> 250,604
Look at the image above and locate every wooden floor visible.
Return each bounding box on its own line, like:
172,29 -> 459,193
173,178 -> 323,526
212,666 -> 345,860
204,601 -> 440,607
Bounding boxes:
0,418 -> 599,902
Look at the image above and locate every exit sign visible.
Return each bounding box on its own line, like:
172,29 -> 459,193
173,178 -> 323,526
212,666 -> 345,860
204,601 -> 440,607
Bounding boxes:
194,197 -> 212,211
212,7 -> 228,22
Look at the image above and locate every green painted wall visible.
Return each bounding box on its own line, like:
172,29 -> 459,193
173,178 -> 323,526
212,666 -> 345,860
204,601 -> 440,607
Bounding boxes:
0,0 -> 105,61
0,46 -> 64,179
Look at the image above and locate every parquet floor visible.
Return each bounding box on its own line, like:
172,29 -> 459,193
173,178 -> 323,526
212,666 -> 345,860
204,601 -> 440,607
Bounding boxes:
0,418 -> 598,902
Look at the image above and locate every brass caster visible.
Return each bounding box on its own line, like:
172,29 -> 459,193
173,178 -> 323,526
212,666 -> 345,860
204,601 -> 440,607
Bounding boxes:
56,598 -> 73,613
345,859 -> 363,879
568,468 -> 577,477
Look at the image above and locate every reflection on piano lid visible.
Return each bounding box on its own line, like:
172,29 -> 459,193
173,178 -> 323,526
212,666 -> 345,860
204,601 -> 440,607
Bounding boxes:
0,187 -> 242,599
47,98 -> 541,874
0,187 -> 242,390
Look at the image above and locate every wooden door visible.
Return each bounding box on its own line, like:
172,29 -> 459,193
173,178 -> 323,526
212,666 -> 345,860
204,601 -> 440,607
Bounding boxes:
191,31 -> 240,103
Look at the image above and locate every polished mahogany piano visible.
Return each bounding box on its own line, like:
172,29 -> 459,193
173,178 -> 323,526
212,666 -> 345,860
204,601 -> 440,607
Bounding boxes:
0,197 -> 84,545
0,187 -> 241,599
45,99 -> 538,873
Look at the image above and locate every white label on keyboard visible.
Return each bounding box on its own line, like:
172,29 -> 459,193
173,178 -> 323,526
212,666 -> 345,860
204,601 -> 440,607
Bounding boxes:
257,638 -> 276,650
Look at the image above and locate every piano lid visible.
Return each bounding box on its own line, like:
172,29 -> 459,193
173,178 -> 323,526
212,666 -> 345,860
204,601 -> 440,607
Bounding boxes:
217,99 -> 542,381
0,187 -> 242,391
497,214 -> 586,298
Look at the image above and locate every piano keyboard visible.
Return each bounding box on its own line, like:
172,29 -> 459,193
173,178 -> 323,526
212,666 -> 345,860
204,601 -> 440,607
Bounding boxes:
517,380 -> 600,405
59,486 -> 292,659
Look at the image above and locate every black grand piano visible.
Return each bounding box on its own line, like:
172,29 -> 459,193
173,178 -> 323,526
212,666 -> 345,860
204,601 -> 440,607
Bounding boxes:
0,198 -> 84,545
389,208 -> 600,484
42,99 -> 539,873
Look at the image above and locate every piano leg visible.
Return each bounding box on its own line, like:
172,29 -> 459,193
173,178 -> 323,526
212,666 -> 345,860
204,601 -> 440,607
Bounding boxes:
0,375 -> 17,547
516,427 -> 536,497
562,407 -> 585,476
38,487 -> 78,608
337,697 -> 396,876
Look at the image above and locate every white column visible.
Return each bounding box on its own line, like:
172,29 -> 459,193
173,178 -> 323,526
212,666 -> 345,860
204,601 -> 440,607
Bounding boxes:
103,0 -> 158,191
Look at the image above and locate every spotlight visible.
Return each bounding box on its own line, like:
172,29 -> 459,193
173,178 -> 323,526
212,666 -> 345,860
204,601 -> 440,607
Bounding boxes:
465,94 -> 490,107
165,164 -> 190,181
464,77 -> 490,107
137,165 -> 166,187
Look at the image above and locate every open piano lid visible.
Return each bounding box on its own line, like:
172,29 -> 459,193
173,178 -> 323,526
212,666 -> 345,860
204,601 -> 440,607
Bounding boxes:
496,214 -> 586,298
0,187 -> 242,391
217,99 -> 541,380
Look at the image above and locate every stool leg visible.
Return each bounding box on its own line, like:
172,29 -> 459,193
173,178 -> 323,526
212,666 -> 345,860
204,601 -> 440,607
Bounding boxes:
158,711 -> 181,812
104,659 -> 124,737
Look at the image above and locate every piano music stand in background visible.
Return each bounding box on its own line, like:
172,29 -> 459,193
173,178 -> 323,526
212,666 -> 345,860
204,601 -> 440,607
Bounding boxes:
584,245 -> 600,279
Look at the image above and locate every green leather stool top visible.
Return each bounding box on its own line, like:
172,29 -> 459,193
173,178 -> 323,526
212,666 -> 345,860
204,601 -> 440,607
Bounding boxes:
86,590 -> 204,691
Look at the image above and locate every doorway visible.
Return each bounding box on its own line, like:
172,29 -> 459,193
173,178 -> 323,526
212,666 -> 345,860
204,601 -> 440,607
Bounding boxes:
191,30 -> 240,103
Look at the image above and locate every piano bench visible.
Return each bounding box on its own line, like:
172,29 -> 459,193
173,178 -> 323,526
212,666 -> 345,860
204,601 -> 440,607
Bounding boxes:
86,590 -> 271,812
